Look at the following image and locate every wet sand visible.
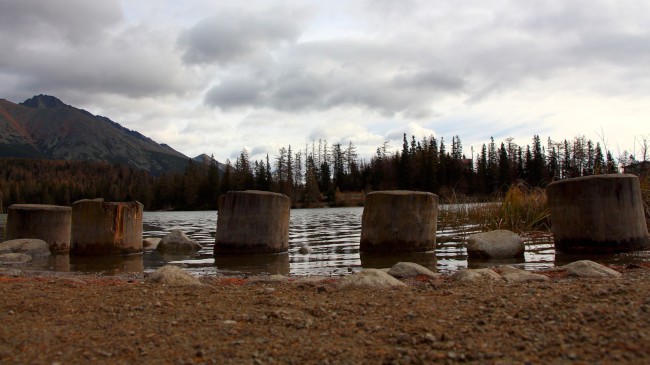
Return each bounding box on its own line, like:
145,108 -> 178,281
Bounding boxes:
1,265 -> 649,364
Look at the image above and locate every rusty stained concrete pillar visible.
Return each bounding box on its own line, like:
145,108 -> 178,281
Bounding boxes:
5,204 -> 72,252
547,174 -> 650,253
215,191 -> 291,255
360,190 -> 438,254
71,199 -> 143,255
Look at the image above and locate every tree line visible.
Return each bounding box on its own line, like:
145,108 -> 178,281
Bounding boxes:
0,134 -> 632,212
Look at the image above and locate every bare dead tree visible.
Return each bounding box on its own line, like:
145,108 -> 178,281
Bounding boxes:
636,134 -> 649,163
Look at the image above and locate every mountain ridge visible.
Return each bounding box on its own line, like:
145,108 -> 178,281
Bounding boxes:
0,94 -> 198,175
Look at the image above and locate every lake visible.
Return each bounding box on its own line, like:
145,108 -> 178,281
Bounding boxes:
1,207 -> 648,276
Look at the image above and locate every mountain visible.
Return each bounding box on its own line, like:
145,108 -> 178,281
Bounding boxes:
193,153 -> 227,171
0,95 -> 191,174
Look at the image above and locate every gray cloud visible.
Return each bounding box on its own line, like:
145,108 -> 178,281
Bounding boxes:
0,0 -> 122,44
0,1 -> 196,102
178,8 -> 305,65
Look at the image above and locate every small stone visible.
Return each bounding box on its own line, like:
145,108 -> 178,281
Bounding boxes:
559,260 -> 622,278
451,268 -> 503,283
298,245 -> 312,255
146,266 -> 202,286
388,262 -> 438,278
499,266 -> 550,283
338,269 -> 407,289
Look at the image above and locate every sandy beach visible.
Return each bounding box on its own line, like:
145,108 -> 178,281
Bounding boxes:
1,264 -> 649,364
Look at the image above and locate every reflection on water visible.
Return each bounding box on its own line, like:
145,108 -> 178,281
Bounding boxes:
2,208 -> 649,276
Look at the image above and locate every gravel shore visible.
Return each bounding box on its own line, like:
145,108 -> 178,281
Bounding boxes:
1,265 -> 649,364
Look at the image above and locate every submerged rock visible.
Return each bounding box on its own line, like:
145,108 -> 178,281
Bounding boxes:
147,265 -> 202,286
298,245 -> 312,255
388,262 -> 438,278
559,260 -> 622,278
0,238 -> 51,258
451,268 -> 503,283
157,230 -> 202,254
339,269 -> 406,288
466,230 -> 525,259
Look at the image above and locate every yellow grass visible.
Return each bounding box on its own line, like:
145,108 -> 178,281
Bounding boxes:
438,182 -> 550,236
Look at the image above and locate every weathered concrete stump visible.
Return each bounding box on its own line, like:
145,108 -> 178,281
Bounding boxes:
547,174 -> 650,253
214,191 -> 290,254
360,190 -> 438,253
5,204 -> 72,252
71,199 -> 143,255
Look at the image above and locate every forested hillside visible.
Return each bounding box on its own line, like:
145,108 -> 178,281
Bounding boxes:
1,133 -> 628,212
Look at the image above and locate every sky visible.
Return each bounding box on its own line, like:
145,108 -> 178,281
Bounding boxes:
1,0 -> 649,163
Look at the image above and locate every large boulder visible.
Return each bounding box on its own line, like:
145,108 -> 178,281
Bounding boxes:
388,262 -> 438,279
466,230 -> 525,259
157,230 -> 202,254
0,238 -> 51,258
339,269 -> 407,288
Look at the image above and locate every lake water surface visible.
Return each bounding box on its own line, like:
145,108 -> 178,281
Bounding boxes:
2,207 -> 649,276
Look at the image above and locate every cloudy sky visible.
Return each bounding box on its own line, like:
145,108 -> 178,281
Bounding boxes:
1,0 -> 649,163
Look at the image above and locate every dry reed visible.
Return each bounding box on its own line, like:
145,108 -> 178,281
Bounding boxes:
437,182 -> 550,237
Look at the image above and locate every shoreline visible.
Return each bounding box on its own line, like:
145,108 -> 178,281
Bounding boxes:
1,263 -> 649,364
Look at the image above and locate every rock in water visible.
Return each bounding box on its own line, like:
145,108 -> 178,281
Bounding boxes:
339,269 -> 407,288
451,269 -> 503,283
498,265 -> 549,283
388,262 -> 438,278
143,237 -> 162,249
157,230 -> 202,253
0,253 -> 32,264
560,260 -> 622,278
0,238 -> 51,258
147,265 -> 202,285
466,230 -> 525,259
298,245 -> 312,255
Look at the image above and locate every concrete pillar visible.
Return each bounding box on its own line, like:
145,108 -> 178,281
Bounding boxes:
360,190 -> 438,253
215,191 -> 290,254
5,204 -> 72,252
71,199 -> 143,255
547,174 -> 650,253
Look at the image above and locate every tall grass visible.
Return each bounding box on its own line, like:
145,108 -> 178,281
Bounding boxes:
437,181 -> 550,237
483,182 -> 550,232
